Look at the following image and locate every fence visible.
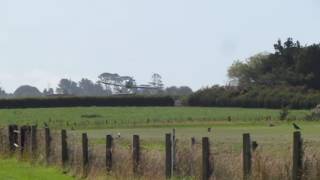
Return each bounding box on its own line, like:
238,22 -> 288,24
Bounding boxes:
0,125 -> 306,180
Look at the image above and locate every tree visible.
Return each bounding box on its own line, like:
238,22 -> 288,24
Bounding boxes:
78,78 -> 107,96
165,86 -> 193,96
43,88 -> 54,96
0,87 -> 7,98
228,38 -> 320,89
149,73 -> 164,89
56,79 -> 80,95
14,85 -> 42,97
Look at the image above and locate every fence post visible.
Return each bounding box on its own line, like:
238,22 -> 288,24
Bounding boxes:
106,135 -> 113,173
190,137 -> 196,176
8,125 -> 18,154
44,127 -> 51,165
172,128 -> 176,175
30,125 -> 37,161
165,133 -> 172,179
82,133 -> 89,178
202,137 -> 212,180
292,131 -> 303,180
25,126 -> 31,156
243,133 -> 252,180
19,126 -> 27,158
132,135 -> 140,176
61,129 -> 68,168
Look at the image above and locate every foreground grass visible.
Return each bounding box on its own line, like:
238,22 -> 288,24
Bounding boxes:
0,158 -> 74,180
0,107 -> 309,129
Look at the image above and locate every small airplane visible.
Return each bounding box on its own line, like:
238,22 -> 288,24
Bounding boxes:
99,79 -> 161,90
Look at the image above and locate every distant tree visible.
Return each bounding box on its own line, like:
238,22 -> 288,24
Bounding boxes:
56,79 -> 80,95
79,78 -> 107,96
165,86 -> 193,96
14,85 -> 42,97
149,73 -> 164,89
43,88 -> 54,96
0,87 -> 7,98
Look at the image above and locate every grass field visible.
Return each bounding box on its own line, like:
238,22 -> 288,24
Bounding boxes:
0,107 -> 319,179
0,158 -> 73,180
0,107 -> 310,129
0,107 -> 315,150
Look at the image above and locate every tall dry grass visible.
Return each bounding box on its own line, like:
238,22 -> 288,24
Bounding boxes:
1,127 -> 320,180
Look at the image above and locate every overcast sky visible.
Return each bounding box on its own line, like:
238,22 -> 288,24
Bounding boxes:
1,0 -> 320,92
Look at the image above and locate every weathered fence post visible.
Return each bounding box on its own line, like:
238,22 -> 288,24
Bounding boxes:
8,125 -> 18,154
82,133 -> 89,178
243,133 -> 252,180
172,128 -> 176,175
30,125 -> 37,160
132,135 -> 140,176
190,137 -> 196,176
202,137 -> 212,180
26,126 -> 31,155
44,127 -> 51,165
106,135 -> 113,173
165,133 -> 172,179
292,131 -> 303,180
61,129 -> 68,168
19,126 -> 28,157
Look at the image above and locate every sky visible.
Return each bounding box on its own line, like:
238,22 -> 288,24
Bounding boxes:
1,0 -> 320,93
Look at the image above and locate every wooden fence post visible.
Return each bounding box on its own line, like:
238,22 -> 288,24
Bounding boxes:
19,126 -> 27,157
190,137 -> 196,176
172,128 -> 176,175
165,133 -> 172,179
8,125 -> 18,153
61,129 -> 68,168
243,133 -> 252,180
44,127 -> 51,165
202,137 -> 212,180
30,125 -> 37,160
132,135 -> 140,176
106,135 -> 113,173
292,131 -> 303,180
82,133 -> 89,178
25,126 -> 31,156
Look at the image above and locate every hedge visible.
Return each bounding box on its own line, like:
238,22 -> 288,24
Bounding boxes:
0,96 -> 174,108
188,85 -> 320,109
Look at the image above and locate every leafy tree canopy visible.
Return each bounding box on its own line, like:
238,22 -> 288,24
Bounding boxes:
228,38 -> 320,89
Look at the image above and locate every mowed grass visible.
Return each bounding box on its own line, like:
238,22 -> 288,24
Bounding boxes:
0,107 -> 310,129
0,158 -> 74,180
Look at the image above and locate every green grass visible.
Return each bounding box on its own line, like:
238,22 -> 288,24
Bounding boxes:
75,121 -> 320,152
0,158 -> 74,180
0,107 -> 310,129
0,106 -> 316,151
0,107 -> 317,179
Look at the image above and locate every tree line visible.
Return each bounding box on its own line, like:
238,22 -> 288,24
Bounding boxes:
0,73 -> 192,98
189,38 -> 320,109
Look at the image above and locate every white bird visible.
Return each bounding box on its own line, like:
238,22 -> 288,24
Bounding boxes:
117,132 -> 121,138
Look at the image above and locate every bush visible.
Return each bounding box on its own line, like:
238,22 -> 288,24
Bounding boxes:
188,85 -> 320,109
